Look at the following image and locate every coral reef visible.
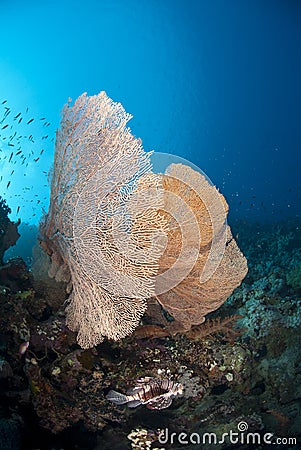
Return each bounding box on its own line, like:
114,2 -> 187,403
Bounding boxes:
0,217 -> 300,449
0,196 -> 20,265
0,137 -> 299,450
286,263 -> 301,292
186,315 -> 243,342
127,428 -> 161,450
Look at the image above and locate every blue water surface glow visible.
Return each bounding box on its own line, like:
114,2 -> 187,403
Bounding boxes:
0,0 -> 301,232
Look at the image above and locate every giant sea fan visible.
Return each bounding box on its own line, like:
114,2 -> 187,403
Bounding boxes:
39,91 -> 247,348
40,92 -> 166,348
155,163 -> 248,333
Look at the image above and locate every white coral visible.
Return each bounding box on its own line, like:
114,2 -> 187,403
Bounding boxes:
40,92 -> 165,348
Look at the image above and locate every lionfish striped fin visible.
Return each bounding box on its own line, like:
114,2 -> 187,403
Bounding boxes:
127,400 -> 142,408
106,390 -> 128,405
126,386 -> 143,395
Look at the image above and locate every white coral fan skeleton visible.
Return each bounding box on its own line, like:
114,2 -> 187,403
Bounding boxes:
40,92 -> 166,348
39,91 -> 247,348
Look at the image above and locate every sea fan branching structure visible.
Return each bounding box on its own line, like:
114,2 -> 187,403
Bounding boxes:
40,92 -> 166,348
39,91 -> 247,348
155,163 -> 248,333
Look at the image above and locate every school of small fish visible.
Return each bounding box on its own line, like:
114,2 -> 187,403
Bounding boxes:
0,99 -> 53,222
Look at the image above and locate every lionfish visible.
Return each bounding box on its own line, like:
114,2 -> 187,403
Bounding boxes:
106,377 -> 183,410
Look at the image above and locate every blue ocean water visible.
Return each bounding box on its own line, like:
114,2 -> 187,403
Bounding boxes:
1,0 -> 300,232
1,3 -> 301,449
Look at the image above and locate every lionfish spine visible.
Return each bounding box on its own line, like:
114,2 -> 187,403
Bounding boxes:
137,379 -> 176,402
160,379 -> 174,391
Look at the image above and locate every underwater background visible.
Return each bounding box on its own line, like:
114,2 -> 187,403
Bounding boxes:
0,1 -> 301,449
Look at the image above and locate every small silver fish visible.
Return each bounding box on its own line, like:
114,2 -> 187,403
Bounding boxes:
106,377 -> 183,410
